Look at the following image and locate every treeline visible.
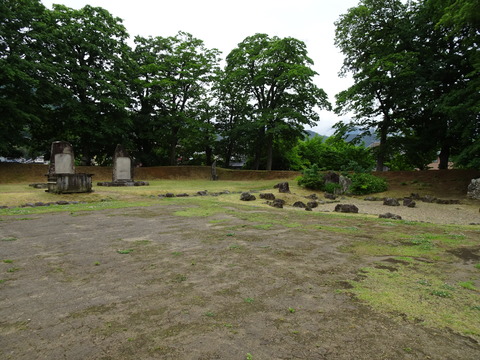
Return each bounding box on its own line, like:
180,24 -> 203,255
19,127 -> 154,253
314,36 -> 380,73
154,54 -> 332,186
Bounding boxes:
1,0 -> 478,170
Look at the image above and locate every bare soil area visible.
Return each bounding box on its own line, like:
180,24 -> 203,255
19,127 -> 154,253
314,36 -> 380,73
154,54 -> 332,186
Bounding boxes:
1,199 -> 479,359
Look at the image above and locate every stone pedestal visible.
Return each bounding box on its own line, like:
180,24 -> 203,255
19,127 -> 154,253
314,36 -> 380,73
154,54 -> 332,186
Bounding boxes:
48,173 -> 93,194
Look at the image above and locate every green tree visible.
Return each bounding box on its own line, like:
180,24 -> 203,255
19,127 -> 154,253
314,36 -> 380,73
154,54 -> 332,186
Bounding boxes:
35,4 -> 132,164
412,0 -> 479,169
130,32 -> 220,165
224,33 -> 330,170
295,134 -> 375,172
0,0 -> 47,157
334,0 -> 416,171
213,69 -> 254,167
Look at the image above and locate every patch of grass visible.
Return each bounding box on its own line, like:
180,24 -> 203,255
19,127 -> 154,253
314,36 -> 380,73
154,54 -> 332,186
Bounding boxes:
345,263 -> 480,337
3,259 -> 13,263
474,264 -> 480,270
7,267 -> 20,273
172,274 -> 187,283
1,237 -> 17,241
244,297 -> 254,304
458,281 -> 477,291
117,249 -> 134,254
204,311 -> 215,317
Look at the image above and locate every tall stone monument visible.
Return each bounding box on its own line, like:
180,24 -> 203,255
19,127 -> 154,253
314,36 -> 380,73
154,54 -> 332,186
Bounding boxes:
97,144 -> 148,187
112,144 -> 134,183
46,141 -> 93,194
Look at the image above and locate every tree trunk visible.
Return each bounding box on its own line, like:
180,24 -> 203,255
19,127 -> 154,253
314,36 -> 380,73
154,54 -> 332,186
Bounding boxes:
375,124 -> 389,171
438,145 -> 450,169
169,127 -> 180,166
205,145 -> 212,166
266,132 -> 273,171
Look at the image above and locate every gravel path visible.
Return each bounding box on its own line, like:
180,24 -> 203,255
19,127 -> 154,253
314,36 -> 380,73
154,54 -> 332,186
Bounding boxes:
314,197 -> 480,226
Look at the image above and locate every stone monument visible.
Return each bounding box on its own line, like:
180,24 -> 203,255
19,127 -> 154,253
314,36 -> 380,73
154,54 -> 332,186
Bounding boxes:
46,141 -> 93,194
97,144 -> 148,186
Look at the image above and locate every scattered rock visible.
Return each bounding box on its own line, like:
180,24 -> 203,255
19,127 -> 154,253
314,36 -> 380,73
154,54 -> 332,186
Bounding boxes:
379,213 -> 402,220
165,193 -> 175,198
324,193 -> 337,200
403,198 -> 416,207
435,199 -> 460,205
240,192 -> 256,201
197,190 -> 208,196
176,193 -> 189,197
467,178 -> 480,200
383,198 -> 400,206
421,195 -> 437,203
0,205 -> 8,209
267,199 -> 285,208
305,207 -> 312,211
34,202 -> 47,207
274,182 -> 290,193
364,196 -> 383,201
260,193 -> 276,200
307,201 -> 318,209
410,193 -> 421,200
56,200 -> 70,205
306,194 -> 318,200
293,201 -> 307,208
334,204 -> 359,213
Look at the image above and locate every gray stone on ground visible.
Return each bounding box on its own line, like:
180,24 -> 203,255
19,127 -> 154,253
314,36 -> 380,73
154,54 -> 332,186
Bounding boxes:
267,199 -> 285,208
334,204 -> 359,213
293,201 -> 307,208
383,198 -> 400,206
240,192 -> 256,201
379,213 -> 402,220
307,201 -> 318,209
260,193 -> 276,200
403,198 -> 416,207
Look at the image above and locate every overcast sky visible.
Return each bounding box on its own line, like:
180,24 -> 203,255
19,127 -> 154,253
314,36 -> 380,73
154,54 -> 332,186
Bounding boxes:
41,0 -> 360,135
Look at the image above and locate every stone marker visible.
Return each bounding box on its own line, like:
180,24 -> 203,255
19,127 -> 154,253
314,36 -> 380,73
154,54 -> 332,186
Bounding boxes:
46,141 -> 93,194
48,141 -> 75,177
467,178 -> 480,200
97,144 -> 148,187
274,182 -> 290,193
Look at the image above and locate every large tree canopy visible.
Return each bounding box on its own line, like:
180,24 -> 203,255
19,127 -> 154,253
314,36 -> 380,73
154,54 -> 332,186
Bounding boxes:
130,32 -> 220,166
224,34 -> 331,170
335,0 -> 479,170
0,0 -> 47,157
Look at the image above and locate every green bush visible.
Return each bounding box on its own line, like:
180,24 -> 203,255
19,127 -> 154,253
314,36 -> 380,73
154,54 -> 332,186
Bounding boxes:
324,182 -> 341,194
348,173 -> 388,195
297,164 -> 325,190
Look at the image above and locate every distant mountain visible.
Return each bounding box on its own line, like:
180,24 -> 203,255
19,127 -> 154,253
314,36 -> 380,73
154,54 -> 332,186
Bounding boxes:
304,130 -> 327,140
343,128 -> 378,147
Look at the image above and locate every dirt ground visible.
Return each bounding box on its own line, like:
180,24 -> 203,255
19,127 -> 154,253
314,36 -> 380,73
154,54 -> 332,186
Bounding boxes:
1,197 -> 479,360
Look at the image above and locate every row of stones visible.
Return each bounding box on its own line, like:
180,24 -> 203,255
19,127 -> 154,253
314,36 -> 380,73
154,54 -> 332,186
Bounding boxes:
0,200 -> 85,209
365,193 -> 461,206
